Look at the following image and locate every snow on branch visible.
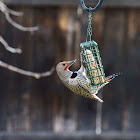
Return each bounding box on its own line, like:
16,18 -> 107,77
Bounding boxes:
0,36 -> 22,53
0,1 -> 39,31
0,60 -> 55,79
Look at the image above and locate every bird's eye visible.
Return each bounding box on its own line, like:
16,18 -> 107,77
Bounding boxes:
63,64 -> 65,66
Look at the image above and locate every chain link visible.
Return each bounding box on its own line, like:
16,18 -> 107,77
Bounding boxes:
86,11 -> 93,42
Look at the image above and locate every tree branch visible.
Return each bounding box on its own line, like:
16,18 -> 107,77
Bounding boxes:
0,2 -> 55,79
0,37 -> 55,78
0,60 -> 55,79
0,36 -> 22,53
0,1 -> 39,32
5,13 -> 39,32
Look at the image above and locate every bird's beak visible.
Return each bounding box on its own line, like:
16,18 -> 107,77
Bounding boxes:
68,59 -> 77,67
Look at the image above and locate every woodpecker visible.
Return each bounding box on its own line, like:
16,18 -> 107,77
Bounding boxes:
56,59 -> 121,102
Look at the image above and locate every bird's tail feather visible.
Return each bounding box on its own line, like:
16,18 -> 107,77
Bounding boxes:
106,72 -> 122,83
92,94 -> 104,102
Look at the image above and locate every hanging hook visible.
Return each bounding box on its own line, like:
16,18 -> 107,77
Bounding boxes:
80,0 -> 103,12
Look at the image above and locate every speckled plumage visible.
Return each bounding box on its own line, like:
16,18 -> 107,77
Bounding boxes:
56,59 -> 106,102
56,59 -> 121,102
61,70 -> 103,101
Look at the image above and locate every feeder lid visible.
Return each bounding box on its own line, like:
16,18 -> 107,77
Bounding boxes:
80,40 -> 98,48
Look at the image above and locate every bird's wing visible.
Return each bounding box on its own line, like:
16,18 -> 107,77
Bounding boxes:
77,72 -> 99,94
78,49 -> 105,94
69,72 -> 103,102
77,57 -> 100,94
78,64 -> 87,78
77,72 -> 91,90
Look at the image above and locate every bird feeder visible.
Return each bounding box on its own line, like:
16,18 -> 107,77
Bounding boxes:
80,0 -> 106,86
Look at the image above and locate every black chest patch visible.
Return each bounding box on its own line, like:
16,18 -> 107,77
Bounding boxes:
70,72 -> 77,79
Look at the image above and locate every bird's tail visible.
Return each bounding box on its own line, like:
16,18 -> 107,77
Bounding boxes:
92,94 -> 104,103
106,72 -> 122,83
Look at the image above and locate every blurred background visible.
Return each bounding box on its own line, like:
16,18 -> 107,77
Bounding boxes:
0,0 -> 140,139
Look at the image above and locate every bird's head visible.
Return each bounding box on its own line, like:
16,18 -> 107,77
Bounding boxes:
56,59 -> 77,81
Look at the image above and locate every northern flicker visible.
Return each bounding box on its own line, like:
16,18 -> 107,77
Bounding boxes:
56,54 -> 121,102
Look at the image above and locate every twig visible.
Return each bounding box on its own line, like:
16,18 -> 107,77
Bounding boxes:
0,1 -> 39,32
0,36 -> 55,78
0,1 -> 23,16
5,13 -> 39,31
0,36 -> 22,54
0,60 -> 55,79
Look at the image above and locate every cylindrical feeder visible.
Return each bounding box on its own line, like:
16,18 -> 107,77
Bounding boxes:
80,40 -> 106,86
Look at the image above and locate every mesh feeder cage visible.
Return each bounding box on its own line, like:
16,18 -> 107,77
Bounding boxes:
80,40 -> 106,86
80,11 -> 106,86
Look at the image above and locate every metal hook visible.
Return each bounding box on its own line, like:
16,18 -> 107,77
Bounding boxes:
80,0 -> 103,12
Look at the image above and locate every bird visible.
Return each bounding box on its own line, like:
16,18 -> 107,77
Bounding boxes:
56,51 -> 121,102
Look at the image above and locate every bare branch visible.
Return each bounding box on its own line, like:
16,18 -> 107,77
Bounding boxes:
0,36 -> 54,78
0,1 -> 23,16
0,36 -> 22,54
6,8 -> 23,16
5,13 -> 39,32
0,1 -> 39,31
0,1 -> 7,13
0,60 -> 55,79
0,2 -> 54,79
